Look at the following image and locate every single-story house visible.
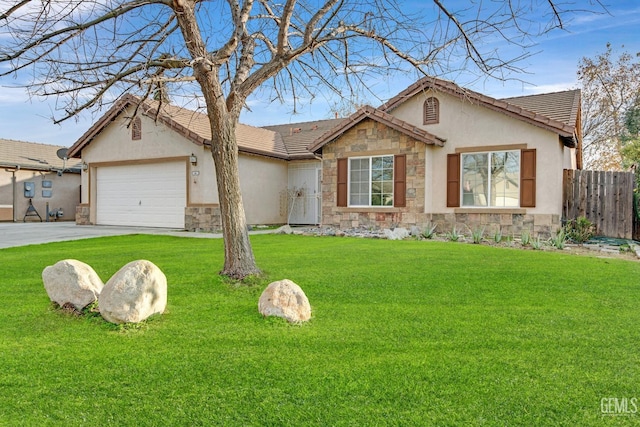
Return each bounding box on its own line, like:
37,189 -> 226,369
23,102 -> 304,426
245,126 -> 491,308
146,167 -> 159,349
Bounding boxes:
0,139 -> 81,222
68,76 -> 581,237
67,95 -> 340,229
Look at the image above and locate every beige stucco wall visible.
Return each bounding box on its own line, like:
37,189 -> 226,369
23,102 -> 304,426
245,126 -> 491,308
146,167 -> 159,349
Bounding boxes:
390,90 -> 570,217
77,105 -> 287,227
239,154 -> 288,224
0,168 -> 79,222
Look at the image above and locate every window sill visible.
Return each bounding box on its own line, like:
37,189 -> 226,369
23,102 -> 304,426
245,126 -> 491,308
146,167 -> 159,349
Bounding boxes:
454,208 -> 527,214
338,207 -> 402,212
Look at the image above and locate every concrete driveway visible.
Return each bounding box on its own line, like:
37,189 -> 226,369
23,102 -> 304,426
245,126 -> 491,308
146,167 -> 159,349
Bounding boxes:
0,222 -> 225,249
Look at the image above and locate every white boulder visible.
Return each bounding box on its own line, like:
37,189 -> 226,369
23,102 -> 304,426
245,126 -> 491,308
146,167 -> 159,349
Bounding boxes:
383,227 -> 410,240
42,259 -> 104,310
98,260 -> 167,324
258,279 -> 311,323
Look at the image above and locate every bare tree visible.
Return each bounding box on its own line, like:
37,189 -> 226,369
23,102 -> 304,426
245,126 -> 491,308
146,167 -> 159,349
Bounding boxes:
0,0 -> 602,279
578,44 -> 640,170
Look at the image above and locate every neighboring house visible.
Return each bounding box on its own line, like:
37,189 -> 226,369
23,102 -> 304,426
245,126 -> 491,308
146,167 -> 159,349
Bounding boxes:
309,76 -> 581,237
0,139 -> 81,222
68,76 -> 581,237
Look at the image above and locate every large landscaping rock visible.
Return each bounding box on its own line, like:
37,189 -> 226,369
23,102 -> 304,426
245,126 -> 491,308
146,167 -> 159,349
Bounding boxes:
258,279 -> 311,323
98,260 -> 167,324
42,259 -> 104,310
383,227 -> 409,240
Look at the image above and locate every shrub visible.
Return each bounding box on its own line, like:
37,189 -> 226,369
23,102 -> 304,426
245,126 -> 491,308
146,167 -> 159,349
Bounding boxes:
520,229 -> 531,246
564,217 -> 595,244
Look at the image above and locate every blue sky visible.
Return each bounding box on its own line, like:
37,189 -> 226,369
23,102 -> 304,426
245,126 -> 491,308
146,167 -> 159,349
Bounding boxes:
1,1 -> 639,148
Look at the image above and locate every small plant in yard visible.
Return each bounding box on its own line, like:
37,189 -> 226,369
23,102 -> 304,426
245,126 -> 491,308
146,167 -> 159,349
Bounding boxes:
471,227 -> 485,244
493,228 -> 503,243
531,236 -> 543,250
421,222 -> 438,239
549,229 -> 567,249
446,226 -> 462,242
520,229 -> 531,246
564,216 -> 595,244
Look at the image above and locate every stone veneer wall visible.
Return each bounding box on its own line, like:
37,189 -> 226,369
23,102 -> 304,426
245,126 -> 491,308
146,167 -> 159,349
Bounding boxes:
321,119 -> 426,229
75,204 -> 90,225
428,213 -> 560,239
185,205 -> 221,232
319,119 -> 561,239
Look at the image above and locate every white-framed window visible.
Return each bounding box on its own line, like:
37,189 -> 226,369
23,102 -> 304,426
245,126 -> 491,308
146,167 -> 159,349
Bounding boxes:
461,150 -> 520,207
349,155 -> 394,207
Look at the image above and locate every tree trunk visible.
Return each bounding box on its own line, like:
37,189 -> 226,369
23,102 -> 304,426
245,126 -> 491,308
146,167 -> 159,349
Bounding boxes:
209,116 -> 261,280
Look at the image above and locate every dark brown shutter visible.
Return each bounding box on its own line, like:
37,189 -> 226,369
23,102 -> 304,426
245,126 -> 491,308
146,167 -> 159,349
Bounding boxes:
394,154 -> 406,207
446,153 -> 460,207
337,158 -> 348,207
520,149 -> 536,207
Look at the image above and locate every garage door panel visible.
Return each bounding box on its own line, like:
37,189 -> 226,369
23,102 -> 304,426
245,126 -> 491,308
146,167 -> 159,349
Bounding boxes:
96,162 -> 186,228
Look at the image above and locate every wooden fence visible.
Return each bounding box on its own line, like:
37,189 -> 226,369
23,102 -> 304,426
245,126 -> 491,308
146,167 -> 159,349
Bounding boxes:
562,169 -> 636,239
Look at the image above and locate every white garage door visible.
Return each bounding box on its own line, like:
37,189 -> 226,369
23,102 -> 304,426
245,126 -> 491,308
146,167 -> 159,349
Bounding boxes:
96,162 -> 186,228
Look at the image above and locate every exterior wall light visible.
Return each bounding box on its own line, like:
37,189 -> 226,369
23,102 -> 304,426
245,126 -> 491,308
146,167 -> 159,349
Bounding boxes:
190,154 -> 197,165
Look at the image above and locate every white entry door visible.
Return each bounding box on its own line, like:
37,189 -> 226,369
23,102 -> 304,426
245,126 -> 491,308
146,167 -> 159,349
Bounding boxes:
287,162 -> 322,225
96,161 -> 186,228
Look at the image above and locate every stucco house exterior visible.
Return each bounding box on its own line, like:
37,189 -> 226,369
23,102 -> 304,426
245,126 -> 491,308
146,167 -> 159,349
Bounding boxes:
67,95 -> 339,230
0,139 -> 81,222
310,77 -> 582,237
68,76 -> 581,237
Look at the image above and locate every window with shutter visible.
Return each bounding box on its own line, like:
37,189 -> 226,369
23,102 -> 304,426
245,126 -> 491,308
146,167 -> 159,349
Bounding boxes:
423,97 -> 439,125
448,148 -> 536,208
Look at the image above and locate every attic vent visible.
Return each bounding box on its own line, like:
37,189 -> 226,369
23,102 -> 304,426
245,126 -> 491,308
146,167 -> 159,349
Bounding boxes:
423,97 -> 439,125
132,117 -> 142,140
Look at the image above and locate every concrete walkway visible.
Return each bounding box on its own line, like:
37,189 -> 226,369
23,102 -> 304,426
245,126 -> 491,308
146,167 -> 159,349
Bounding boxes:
0,222 -> 277,249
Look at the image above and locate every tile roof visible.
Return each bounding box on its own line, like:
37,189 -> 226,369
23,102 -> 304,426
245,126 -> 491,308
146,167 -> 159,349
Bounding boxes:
68,95 -> 290,160
501,90 -> 581,128
68,79 -> 581,161
308,105 -> 446,153
263,118 -> 342,159
379,76 -> 579,147
0,138 -> 81,172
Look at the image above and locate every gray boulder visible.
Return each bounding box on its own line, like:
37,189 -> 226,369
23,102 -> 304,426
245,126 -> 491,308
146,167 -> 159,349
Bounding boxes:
258,279 -> 311,323
98,260 -> 167,324
42,259 -> 104,310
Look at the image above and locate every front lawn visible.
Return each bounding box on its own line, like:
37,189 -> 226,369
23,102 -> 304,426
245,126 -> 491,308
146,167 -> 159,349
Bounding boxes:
1,235 -> 639,425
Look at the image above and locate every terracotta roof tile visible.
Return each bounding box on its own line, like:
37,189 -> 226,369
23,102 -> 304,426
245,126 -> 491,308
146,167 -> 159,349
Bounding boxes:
263,119 -> 343,159
0,139 -> 81,171
502,90 -> 581,128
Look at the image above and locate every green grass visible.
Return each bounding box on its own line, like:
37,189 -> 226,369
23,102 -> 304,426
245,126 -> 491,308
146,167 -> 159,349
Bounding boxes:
1,234 -> 640,426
